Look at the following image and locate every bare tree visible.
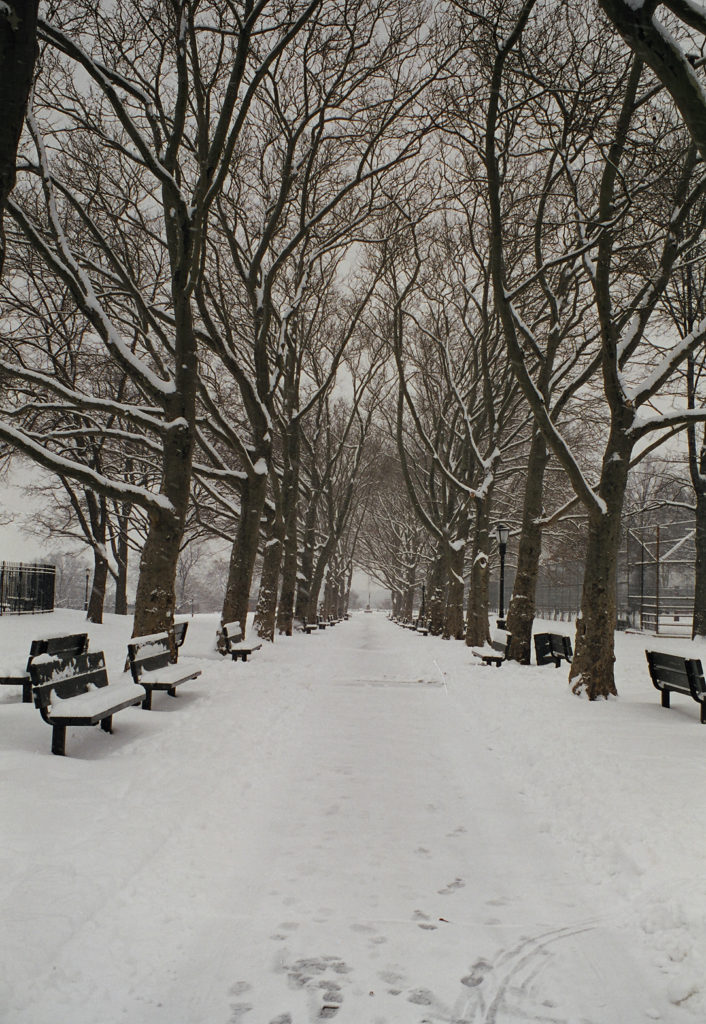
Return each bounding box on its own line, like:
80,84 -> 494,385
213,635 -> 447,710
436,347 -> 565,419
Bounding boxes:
477,0 -> 706,698
1,0 -> 326,643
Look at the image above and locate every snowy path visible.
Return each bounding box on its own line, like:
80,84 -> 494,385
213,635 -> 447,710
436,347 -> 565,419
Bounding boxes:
1,612 -> 691,1022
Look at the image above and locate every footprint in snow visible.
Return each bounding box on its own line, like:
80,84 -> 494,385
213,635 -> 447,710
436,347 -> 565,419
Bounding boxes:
438,877 -> 465,895
286,955 -> 350,1019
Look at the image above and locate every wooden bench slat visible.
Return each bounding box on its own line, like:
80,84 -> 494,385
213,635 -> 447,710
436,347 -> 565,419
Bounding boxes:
43,677 -> 147,723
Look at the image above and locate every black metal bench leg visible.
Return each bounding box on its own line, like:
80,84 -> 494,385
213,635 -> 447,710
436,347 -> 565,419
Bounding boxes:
142,690 -> 152,710
22,680 -> 32,703
168,687 -> 177,697
52,724 -> 66,756
101,715 -> 113,733
661,689 -> 671,709
701,703 -> 706,725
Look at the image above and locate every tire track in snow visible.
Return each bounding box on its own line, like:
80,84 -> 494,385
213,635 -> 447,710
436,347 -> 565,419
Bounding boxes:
450,922 -> 597,1023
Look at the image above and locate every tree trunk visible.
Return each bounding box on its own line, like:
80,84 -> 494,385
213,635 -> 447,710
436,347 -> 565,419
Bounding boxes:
221,470 -> 269,638
0,0 -> 39,276
306,545 -> 331,622
506,427 -> 549,662
693,483 -> 706,638
466,503 -> 491,646
133,504 -> 184,637
569,443 -> 630,699
86,548 -> 108,623
132,194 -> 197,639
254,530 -> 283,642
277,429 -> 300,635
444,542 -> 465,639
428,544 -> 446,635
113,505 -> 129,615
689,399 -> 706,638
295,499 -> 317,621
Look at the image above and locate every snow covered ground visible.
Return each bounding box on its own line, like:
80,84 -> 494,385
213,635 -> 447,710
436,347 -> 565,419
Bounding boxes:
2,609 -> 706,1024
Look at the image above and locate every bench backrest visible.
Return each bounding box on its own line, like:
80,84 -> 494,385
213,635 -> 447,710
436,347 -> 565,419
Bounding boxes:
127,633 -> 172,681
534,632 -> 573,665
174,621 -> 188,649
490,629 -> 510,655
221,622 -> 243,647
27,632 -> 89,671
31,651 -> 108,709
647,651 -> 706,700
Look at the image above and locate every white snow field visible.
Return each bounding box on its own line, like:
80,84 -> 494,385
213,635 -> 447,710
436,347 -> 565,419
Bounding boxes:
2,609 -> 706,1024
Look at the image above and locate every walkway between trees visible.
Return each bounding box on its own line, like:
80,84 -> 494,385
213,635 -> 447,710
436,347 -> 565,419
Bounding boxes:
4,612 -> 674,1023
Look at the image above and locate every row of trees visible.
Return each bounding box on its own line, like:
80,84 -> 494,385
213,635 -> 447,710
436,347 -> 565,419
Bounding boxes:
2,0 -> 706,700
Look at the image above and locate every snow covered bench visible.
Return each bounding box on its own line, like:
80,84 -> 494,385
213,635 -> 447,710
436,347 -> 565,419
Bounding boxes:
219,622 -> 262,662
646,650 -> 706,724
534,632 -> 573,668
127,624 -> 202,710
472,629 -> 511,668
0,632 -> 89,704
31,650 -> 145,755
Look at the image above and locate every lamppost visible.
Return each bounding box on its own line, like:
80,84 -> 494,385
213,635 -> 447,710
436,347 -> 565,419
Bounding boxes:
419,582 -> 426,622
494,522 -> 509,629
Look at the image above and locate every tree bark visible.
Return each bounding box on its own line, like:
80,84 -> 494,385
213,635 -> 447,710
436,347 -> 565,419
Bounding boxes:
87,548 -> 108,624
506,427 -> 549,662
444,542 -> 465,639
569,442 -> 630,699
466,500 -> 492,646
113,504 -> 129,615
133,503 -> 184,638
428,544 -> 446,635
0,0 -> 39,276
295,497 -> 317,621
253,511 -> 283,642
221,469 -> 269,638
402,584 -> 415,621
692,433 -> 706,638
687,364 -> 706,638
277,432 -> 300,635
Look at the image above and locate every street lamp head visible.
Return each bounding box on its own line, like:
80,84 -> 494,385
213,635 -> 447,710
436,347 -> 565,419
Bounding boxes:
494,522 -> 509,548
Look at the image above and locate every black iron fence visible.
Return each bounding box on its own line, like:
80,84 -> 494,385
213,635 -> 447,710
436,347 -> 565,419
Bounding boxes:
485,519 -> 698,635
0,561 -> 56,614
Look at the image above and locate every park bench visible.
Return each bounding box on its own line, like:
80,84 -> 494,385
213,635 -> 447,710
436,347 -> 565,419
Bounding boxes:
646,650 -> 706,724
219,622 -> 263,662
0,632 -> 89,704
302,618 -> 319,634
30,650 -> 145,755
472,629 -> 511,668
127,624 -> 202,710
534,632 -> 573,668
